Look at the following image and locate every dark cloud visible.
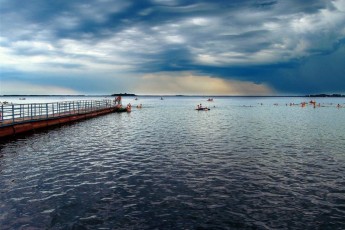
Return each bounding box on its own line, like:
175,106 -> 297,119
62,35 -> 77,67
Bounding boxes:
1,0 -> 345,94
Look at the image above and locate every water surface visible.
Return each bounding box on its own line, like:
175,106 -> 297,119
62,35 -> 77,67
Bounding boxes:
1,96 -> 345,229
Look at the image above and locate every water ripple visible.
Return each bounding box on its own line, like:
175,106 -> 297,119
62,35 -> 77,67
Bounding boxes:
1,97 -> 345,229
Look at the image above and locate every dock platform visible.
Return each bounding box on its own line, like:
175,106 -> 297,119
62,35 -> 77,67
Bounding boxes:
0,99 -> 120,138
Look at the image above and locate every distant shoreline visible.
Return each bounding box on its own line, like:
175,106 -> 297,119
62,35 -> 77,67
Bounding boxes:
1,94 -> 344,97
305,94 -> 344,97
111,93 -> 136,96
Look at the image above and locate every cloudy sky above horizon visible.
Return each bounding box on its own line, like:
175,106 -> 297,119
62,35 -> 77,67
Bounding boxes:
1,0 -> 345,95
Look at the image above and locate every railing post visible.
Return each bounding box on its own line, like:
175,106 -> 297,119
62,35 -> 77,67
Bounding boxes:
21,105 -> 24,120
0,104 -> 3,123
21,105 -> 23,121
46,103 -> 48,118
12,104 -> 15,123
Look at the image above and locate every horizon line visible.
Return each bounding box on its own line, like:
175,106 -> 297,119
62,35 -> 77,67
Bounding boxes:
1,94 -> 344,97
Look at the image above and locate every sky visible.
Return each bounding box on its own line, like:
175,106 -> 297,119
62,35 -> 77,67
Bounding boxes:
0,0 -> 345,95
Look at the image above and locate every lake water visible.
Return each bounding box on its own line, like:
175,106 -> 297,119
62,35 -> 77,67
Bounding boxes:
1,96 -> 345,229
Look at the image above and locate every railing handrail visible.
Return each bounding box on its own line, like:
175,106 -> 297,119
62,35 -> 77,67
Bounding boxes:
0,99 -> 117,127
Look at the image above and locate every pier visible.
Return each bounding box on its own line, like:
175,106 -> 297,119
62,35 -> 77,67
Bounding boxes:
0,99 -> 119,138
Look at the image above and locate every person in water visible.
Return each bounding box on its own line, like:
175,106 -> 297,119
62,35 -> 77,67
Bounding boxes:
115,96 -> 122,105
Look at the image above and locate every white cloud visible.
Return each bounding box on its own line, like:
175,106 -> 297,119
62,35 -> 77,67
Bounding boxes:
151,0 -> 180,6
333,0 -> 345,11
74,1 -> 131,23
164,35 -> 185,44
13,40 -> 55,52
0,39 -> 134,74
188,17 -> 212,26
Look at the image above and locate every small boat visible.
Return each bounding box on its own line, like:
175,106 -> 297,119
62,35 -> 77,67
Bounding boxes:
19,98 -> 26,100
115,104 -> 131,112
195,107 -> 210,111
207,98 -> 213,102
116,108 -> 130,112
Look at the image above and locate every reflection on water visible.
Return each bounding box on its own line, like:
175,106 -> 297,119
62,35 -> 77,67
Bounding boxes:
1,96 -> 345,229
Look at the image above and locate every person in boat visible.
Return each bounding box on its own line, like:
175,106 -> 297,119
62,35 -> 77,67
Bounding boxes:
125,103 -> 132,112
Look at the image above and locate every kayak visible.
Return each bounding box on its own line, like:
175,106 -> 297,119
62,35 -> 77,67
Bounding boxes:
195,108 -> 210,111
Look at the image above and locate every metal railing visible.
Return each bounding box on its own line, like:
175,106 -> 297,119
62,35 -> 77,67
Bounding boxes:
0,99 -> 116,127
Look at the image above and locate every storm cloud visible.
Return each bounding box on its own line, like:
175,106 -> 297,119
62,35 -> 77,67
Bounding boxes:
1,0 -> 344,94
